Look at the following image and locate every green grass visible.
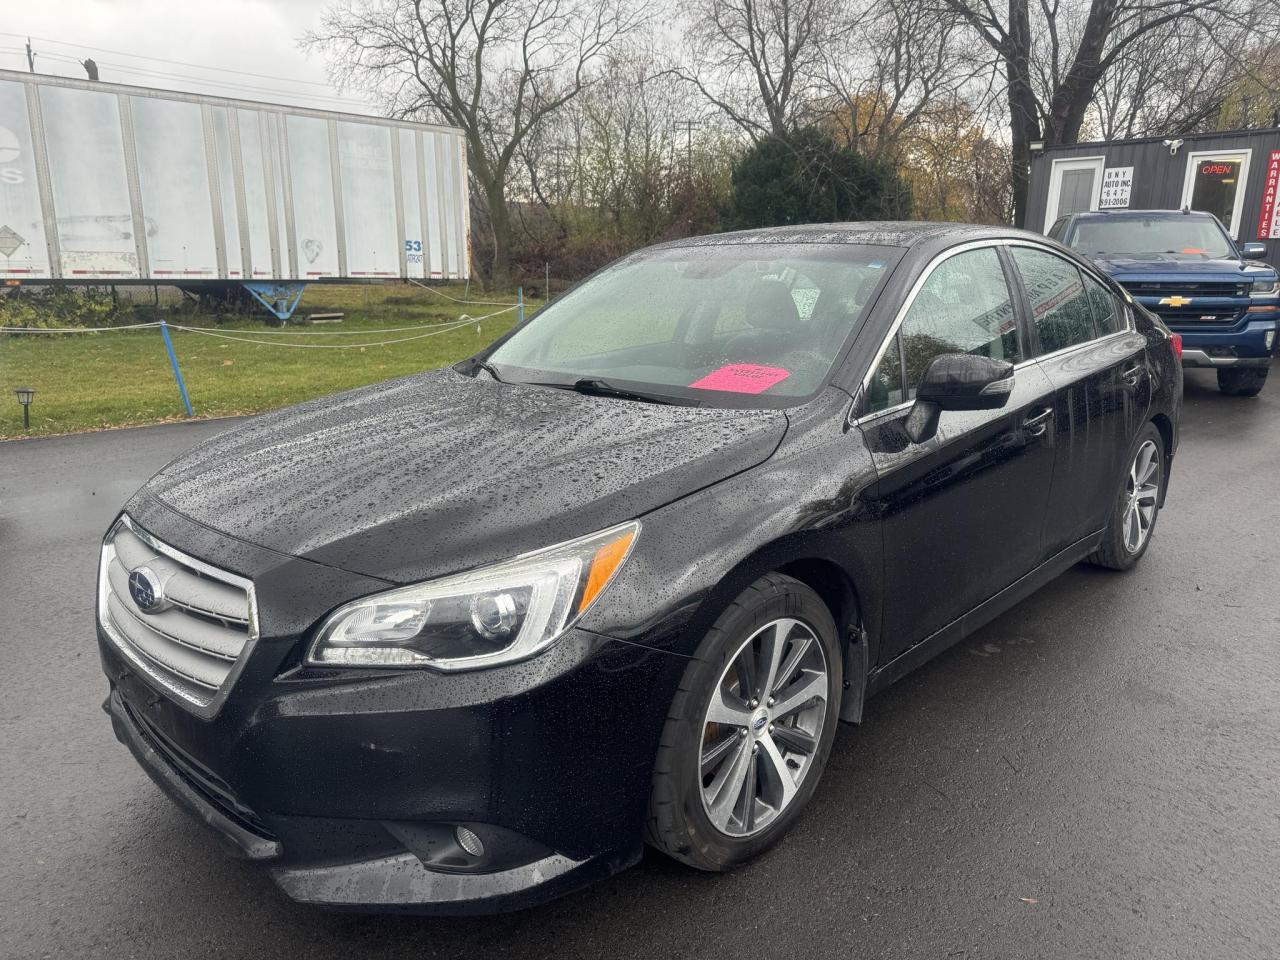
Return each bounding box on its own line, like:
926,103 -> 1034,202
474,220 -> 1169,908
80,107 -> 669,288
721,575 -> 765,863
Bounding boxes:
0,283 -> 540,439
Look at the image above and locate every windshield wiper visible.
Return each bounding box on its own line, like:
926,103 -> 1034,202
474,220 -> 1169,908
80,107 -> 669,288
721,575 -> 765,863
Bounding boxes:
573,378 -> 684,404
466,357 -> 504,382
531,378 -> 687,405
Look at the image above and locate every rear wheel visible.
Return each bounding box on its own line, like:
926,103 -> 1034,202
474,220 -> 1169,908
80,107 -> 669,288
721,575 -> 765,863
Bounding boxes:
1217,366 -> 1268,397
646,574 -> 842,871
1088,423 -> 1164,571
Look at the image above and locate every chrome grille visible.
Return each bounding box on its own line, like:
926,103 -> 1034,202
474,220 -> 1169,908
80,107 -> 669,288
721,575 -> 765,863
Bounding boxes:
98,516 -> 257,710
1122,280 -> 1249,298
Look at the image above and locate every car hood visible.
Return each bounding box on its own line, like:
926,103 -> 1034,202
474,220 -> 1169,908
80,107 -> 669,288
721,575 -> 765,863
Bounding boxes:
1093,255 -> 1274,281
138,368 -> 788,583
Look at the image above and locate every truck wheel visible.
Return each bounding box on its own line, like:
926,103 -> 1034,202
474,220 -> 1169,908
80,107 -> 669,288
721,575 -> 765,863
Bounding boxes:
1217,366 -> 1268,396
646,574 -> 842,871
1088,423 -> 1164,571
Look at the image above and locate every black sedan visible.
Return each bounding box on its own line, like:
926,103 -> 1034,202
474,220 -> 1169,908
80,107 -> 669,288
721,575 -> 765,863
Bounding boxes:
96,222 -> 1181,914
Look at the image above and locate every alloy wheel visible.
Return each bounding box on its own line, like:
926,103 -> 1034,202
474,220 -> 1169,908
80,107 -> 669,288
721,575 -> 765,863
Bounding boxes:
1123,439 -> 1161,554
698,617 -> 830,838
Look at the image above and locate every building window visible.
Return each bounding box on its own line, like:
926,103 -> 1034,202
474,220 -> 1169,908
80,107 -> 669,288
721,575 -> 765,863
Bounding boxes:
1182,150 -> 1252,237
1045,157 -> 1104,228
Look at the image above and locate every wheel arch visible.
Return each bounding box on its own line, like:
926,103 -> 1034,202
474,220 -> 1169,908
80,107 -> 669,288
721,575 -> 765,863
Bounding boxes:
1149,412 -> 1175,506
682,536 -> 876,724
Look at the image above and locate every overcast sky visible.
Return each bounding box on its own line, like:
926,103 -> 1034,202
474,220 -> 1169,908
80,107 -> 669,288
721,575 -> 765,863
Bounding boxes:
0,1 -> 378,113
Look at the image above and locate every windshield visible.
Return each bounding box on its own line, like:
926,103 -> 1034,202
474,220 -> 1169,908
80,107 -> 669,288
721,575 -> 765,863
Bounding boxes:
486,243 -> 900,407
1068,216 -> 1235,260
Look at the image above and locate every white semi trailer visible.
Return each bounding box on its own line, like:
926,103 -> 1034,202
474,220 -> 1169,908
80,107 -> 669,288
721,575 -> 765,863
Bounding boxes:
0,68 -> 469,318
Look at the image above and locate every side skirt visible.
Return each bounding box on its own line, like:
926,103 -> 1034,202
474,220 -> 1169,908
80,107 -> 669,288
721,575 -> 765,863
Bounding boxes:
865,529 -> 1105,697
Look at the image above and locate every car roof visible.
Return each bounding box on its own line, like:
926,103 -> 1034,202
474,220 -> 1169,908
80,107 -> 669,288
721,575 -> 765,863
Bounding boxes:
648,221 -> 1047,250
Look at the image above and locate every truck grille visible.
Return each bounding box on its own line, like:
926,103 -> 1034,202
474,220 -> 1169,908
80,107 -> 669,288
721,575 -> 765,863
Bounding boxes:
1121,280 -> 1250,298
98,516 -> 257,711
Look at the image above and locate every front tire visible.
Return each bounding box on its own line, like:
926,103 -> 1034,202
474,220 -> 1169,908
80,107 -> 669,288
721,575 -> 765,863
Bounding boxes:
1088,423 -> 1164,571
1217,366 -> 1268,397
646,573 -> 842,871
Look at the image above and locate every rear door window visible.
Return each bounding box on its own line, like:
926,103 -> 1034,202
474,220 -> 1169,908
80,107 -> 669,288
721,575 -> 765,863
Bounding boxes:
1012,247 -> 1097,354
1083,273 -> 1123,335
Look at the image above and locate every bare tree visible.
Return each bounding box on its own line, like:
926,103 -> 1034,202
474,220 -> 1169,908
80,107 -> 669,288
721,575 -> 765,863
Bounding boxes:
513,43 -> 737,272
304,0 -> 648,286
820,0 -> 986,159
942,0 -> 1280,226
678,0 -> 852,139
1091,25 -> 1280,138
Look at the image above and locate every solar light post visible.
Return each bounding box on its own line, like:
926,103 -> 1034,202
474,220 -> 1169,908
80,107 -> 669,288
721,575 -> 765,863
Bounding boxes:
14,386 -> 35,429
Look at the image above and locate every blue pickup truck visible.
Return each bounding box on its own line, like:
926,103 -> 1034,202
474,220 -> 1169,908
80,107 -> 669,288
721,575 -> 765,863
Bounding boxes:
1049,210 -> 1279,396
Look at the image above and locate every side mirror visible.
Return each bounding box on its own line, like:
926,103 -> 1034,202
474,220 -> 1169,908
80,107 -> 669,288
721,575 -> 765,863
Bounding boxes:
1241,242 -> 1267,260
904,353 -> 1015,444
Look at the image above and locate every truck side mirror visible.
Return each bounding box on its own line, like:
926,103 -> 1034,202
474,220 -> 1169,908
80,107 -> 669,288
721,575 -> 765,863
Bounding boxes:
1241,242 -> 1267,260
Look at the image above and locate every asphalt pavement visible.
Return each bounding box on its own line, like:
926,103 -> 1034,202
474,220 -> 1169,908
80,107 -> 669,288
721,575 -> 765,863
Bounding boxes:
2,370 -> 1278,959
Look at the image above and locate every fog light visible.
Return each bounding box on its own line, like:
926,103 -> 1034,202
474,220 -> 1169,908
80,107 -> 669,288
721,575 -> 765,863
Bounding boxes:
455,825 -> 485,857
1266,329 -> 1276,351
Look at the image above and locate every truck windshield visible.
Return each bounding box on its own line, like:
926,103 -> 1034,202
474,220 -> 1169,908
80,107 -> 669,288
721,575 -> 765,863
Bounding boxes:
1068,216 -> 1235,261
486,243 -> 901,407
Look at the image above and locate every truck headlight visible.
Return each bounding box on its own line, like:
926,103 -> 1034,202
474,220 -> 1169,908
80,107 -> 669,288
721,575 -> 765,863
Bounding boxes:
307,521 -> 639,671
1251,278 -> 1279,298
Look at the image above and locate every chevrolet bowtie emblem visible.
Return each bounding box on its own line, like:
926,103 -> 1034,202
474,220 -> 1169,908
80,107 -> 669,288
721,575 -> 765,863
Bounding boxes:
1159,295 -> 1192,307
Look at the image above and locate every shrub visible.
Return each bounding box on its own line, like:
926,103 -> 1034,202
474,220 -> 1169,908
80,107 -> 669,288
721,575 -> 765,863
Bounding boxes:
722,128 -> 913,231
0,286 -> 129,329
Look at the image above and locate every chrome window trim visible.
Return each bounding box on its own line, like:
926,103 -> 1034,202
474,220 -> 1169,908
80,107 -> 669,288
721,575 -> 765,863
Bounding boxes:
1018,328 -> 1134,367
853,237 -> 1138,427
97,514 -> 260,719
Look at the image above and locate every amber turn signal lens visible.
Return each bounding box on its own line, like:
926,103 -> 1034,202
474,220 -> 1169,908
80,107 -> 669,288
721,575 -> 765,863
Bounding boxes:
578,529 -> 637,613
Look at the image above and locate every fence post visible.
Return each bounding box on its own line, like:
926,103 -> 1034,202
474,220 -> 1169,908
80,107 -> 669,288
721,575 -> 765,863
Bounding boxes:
517,286 -> 524,325
159,320 -> 194,417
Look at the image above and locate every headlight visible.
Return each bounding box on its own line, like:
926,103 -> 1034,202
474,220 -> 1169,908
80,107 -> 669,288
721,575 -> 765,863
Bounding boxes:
1251,278 -> 1279,298
307,521 -> 639,671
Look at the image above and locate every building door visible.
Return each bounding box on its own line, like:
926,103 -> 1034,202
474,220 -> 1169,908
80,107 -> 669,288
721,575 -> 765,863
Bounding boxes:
1182,150 -> 1252,238
1045,156 -> 1105,229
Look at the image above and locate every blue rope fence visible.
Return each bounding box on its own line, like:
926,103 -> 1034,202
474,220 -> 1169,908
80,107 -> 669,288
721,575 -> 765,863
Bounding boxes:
2,291 -> 522,419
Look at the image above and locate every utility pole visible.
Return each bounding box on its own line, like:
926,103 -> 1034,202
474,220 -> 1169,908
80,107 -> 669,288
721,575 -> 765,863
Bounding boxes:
25,38 -> 36,73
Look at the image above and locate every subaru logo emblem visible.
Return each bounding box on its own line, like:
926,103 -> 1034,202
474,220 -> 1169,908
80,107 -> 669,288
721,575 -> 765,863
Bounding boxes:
128,566 -> 166,613
752,715 -> 769,733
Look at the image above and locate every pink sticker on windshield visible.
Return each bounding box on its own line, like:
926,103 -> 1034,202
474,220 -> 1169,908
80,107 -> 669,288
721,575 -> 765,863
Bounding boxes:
689,364 -> 791,394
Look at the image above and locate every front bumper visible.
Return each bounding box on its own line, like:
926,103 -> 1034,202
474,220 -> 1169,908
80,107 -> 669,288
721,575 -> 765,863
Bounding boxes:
100,622 -> 685,914
1172,318 -> 1276,368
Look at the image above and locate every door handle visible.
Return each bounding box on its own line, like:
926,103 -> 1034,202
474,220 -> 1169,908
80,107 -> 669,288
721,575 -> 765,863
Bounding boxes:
1121,363 -> 1144,384
1023,407 -> 1054,436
